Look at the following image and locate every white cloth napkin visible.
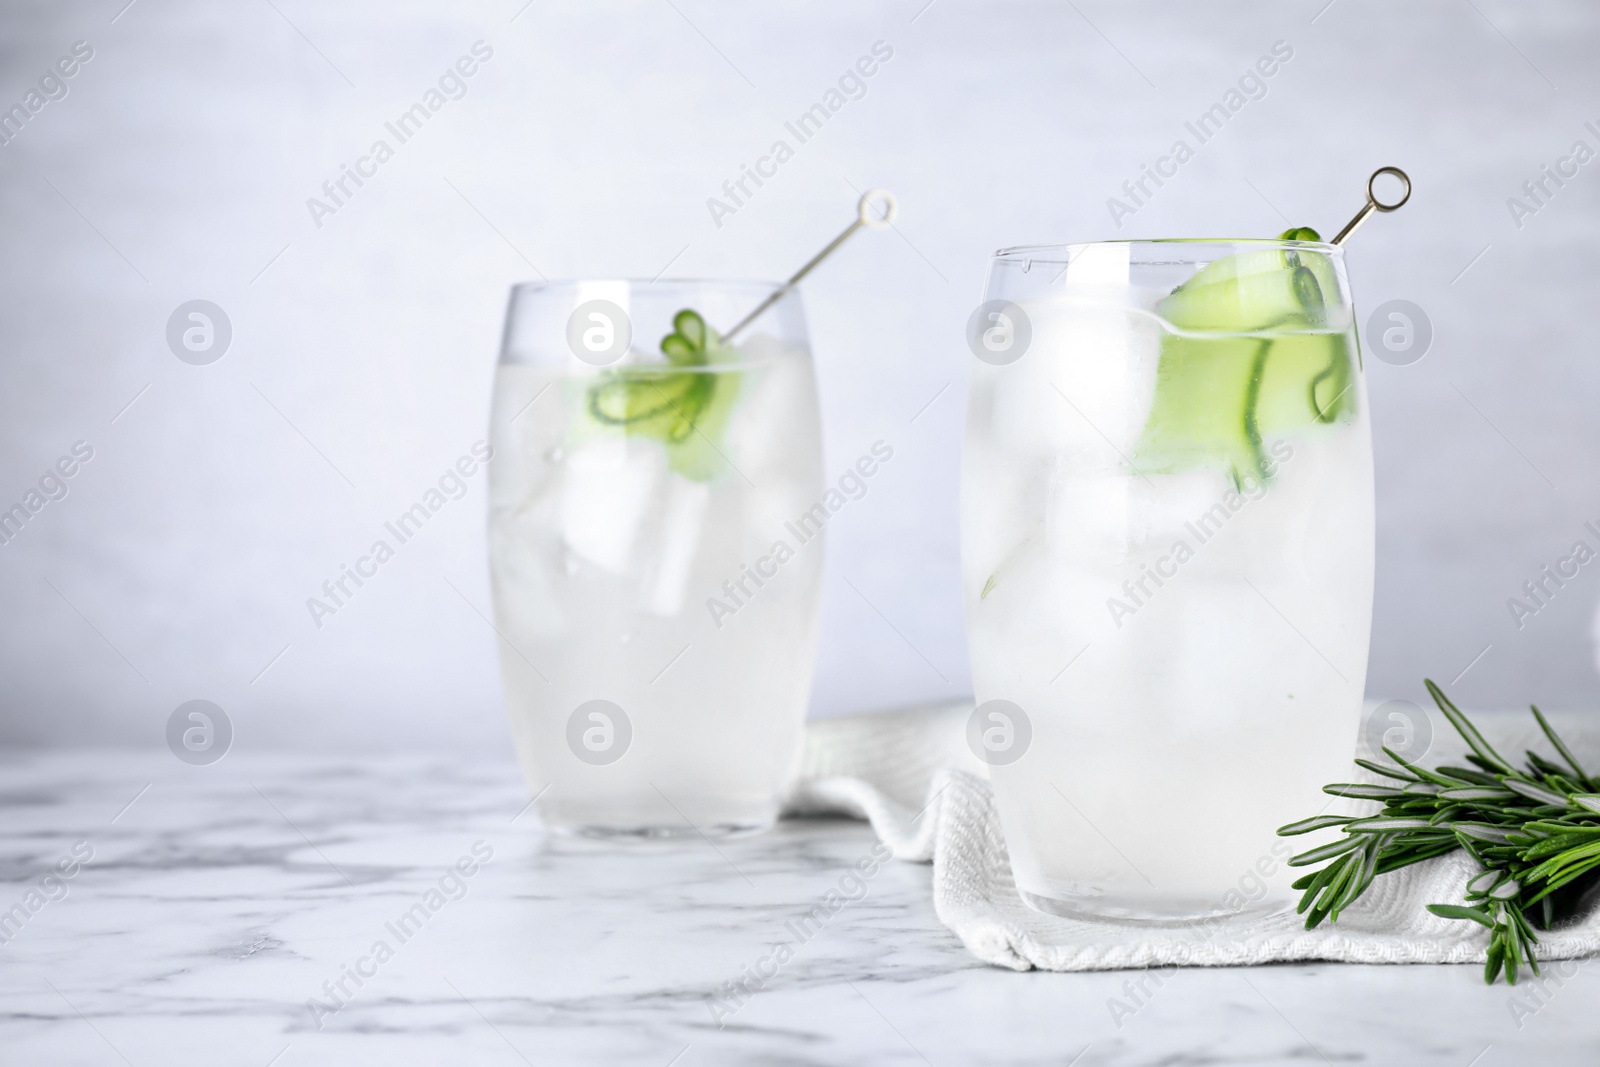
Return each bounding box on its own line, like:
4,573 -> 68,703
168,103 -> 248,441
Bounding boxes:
782,702 -> 1600,973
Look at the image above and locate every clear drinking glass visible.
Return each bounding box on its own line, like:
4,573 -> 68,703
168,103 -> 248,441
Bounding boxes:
962,240 -> 1374,921
489,280 -> 824,837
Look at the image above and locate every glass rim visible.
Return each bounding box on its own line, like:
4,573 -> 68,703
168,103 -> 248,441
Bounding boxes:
992,238 -> 1343,259
509,277 -> 789,297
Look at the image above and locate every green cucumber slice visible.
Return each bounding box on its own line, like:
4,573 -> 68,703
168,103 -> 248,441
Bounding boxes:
1132,231 -> 1355,483
583,308 -> 743,481
589,370 -> 713,441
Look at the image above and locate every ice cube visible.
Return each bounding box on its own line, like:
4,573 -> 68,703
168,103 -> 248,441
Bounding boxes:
1046,472 -> 1132,564
985,296 -> 1159,468
560,438 -> 665,573
641,478 -> 710,617
719,335 -> 813,481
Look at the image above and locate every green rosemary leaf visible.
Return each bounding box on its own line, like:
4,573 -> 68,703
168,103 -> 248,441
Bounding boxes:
1344,816 -> 1436,832
1288,835 -> 1367,867
1335,837 -> 1385,916
1485,938 -> 1506,984
1438,787 -> 1516,802
1573,795 -> 1600,816
1427,903 -> 1495,928
1278,814 -> 1355,836
1384,748 -> 1460,786
1465,754 -> 1509,776
1457,838 -> 1490,868
1544,774 -> 1586,796
1499,905 -> 1526,985
1354,757 -> 1419,783
1323,783 -> 1406,800
1434,766 -> 1501,786
1453,823 -> 1515,844
1501,778 -> 1568,807
1426,678 -> 1515,773
1327,877 -> 1363,924
1525,750 -> 1572,781
1373,840 -> 1458,875
1510,903 -> 1541,947
1530,704 -> 1592,787
1526,867 -> 1596,904
1524,842 -> 1600,891
1294,860 -> 1344,910
1308,855 -> 1358,928
1466,869 -> 1504,895
1522,829 -> 1600,861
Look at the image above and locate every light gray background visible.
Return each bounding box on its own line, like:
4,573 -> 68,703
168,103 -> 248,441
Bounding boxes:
1,0 -> 1596,749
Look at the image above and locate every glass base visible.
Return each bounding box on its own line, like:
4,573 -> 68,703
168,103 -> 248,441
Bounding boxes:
531,794 -> 781,840
1020,888 -> 1290,927
547,817 -> 775,841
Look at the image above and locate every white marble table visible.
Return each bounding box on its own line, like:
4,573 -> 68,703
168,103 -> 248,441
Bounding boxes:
2,748 -> 1597,1066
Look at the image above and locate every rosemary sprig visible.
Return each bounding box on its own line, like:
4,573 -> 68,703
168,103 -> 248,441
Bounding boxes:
1279,679 -> 1600,984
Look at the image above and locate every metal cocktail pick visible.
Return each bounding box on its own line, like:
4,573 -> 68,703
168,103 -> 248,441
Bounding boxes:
1330,167 -> 1411,245
721,189 -> 899,343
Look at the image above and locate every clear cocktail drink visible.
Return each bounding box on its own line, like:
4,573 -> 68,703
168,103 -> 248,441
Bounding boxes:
963,240 -> 1374,920
490,281 -> 824,836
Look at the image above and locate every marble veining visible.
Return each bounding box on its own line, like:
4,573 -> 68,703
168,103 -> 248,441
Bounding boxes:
1,749 -> 1597,1065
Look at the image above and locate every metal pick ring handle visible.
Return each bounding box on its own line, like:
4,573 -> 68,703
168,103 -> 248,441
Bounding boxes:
1367,166 -> 1411,211
858,189 -> 898,229
723,188 -> 899,342
1331,167 -> 1411,245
